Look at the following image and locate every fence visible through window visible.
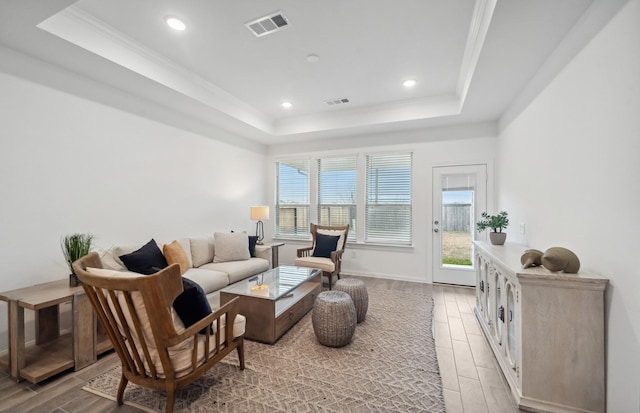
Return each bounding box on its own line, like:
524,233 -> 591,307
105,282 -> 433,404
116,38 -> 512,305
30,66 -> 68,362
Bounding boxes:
441,185 -> 473,267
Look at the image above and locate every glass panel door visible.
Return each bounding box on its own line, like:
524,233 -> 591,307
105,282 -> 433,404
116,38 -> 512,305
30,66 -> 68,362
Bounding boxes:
433,165 -> 487,285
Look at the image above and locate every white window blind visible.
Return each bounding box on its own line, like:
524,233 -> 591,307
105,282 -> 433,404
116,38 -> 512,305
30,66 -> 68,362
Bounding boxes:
276,160 -> 310,237
318,156 -> 357,240
365,153 -> 412,244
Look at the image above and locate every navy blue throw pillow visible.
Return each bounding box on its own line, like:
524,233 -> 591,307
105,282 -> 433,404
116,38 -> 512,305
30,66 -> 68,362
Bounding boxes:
119,239 -> 168,275
248,235 -> 258,257
173,277 -> 212,334
312,233 -> 340,258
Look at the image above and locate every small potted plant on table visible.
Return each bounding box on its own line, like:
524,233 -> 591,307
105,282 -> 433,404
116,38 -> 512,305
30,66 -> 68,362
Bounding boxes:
61,233 -> 94,286
476,211 -> 509,245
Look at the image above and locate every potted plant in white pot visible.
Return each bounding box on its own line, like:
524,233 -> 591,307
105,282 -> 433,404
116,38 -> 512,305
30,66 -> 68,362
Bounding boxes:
61,233 -> 94,286
476,211 -> 509,245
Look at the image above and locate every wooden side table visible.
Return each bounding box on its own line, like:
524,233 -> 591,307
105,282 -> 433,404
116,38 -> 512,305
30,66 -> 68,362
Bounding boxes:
0,279 -> 111,383
257,241 -> 284,268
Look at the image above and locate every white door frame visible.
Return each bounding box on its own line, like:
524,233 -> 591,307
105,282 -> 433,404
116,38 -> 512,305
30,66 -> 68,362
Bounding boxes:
432,164 -> 488,286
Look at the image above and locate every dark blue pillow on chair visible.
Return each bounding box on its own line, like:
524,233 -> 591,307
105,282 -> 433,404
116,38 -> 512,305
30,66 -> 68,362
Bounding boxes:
312,233 -> 340,258
173,277 -> 212,334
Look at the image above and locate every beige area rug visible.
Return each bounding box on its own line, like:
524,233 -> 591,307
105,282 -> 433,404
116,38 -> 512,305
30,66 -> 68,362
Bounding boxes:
83,287 -> 445,412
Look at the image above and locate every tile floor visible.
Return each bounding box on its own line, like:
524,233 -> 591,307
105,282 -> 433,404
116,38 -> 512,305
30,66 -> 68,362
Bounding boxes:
432,284 -> 523,413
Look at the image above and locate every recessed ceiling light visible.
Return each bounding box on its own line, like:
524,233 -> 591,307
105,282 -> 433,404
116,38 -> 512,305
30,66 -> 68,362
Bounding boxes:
281,101 -> 292,109
306,54 -> 320,63
403,79 -> 416,88
165,16 -> 186,31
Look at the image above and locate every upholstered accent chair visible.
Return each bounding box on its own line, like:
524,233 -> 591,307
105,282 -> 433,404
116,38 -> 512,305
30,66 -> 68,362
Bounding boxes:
295,223 -> 349,289
73,252 -> 245,413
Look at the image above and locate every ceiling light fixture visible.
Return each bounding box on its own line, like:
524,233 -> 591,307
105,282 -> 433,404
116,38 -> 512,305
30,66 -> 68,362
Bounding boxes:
165,16 -> 186,31
403,79 -> 416,88
281,101 -> 292,109
306,54 -> 320,63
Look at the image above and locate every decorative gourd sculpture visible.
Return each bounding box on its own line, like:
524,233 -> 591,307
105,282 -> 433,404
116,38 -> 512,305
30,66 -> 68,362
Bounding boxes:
520,249 -> 543,268
541,247 -> 580,273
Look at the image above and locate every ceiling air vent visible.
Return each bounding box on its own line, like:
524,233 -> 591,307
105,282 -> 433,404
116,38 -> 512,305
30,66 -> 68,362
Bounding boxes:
246,11 -> 289,37
325,98 -> 350,106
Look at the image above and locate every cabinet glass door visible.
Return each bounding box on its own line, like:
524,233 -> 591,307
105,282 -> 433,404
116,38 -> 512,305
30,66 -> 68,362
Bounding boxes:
506,282 -> 518,369
495,271 -> 503,344
485,268 -> 492,325
477,255 -> 487,316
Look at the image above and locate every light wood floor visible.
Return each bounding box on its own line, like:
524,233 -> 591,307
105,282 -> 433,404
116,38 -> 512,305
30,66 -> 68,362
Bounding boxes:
431,283 -> 522,413
0,277 -> 519,412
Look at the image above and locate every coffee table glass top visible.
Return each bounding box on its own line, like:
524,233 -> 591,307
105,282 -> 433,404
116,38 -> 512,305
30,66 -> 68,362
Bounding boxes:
221,265 -> 321,300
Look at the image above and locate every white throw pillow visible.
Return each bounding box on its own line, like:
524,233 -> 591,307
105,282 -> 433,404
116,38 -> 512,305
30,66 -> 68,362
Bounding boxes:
213,232 -> 250,263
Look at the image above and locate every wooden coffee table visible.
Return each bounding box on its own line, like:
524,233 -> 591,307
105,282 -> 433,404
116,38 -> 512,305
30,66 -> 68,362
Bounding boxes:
220,266 -> 322,344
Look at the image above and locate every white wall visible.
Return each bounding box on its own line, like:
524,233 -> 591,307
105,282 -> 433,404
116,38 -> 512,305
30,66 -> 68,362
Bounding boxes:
0,70 -> 268,351
497,0 -> 640,410
268,123 -> 499,284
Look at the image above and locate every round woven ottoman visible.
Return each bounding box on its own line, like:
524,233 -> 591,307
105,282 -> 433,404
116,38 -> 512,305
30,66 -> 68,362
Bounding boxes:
334,278 -> 369,323
312,291 -> 356,347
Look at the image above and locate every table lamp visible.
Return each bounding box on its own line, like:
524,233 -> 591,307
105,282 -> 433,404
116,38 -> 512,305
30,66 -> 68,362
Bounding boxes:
250,206 -> 269,244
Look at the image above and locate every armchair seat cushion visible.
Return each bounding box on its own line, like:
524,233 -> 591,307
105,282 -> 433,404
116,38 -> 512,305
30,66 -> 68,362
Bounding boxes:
133,313 -> 246,379
295,256 -> 336,273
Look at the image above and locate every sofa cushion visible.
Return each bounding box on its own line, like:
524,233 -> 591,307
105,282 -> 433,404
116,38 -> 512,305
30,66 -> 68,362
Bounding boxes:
201,257 -> 270,284
213,232 -> 250,263
119,239 -> 168,275
172,277 -> 212,334
113,245 -> 142,268
182,268 -> 229,294
98,248 -> 126,271
312,233 -> 340,258
190,237 -> 215,267
295,256 -> 335,273
163,240 -> 190,275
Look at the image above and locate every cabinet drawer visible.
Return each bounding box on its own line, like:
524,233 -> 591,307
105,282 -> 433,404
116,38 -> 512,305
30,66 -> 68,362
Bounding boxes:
274,288 -> 318,338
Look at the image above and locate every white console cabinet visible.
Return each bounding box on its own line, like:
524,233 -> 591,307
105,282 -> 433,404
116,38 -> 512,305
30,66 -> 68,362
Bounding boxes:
473,241 -> 608,413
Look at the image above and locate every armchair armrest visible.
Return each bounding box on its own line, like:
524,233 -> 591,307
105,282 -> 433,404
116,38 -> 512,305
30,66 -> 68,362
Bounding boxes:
297,246 -> 313,258
330,249 -> 344,263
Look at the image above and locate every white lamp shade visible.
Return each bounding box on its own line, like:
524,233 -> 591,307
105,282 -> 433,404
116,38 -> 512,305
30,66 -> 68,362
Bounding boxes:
250,206 -> 270,221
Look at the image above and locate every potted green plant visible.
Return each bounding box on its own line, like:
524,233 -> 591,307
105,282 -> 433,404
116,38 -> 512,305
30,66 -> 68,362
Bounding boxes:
61,233 -> 94,286
476,211 -> 509,245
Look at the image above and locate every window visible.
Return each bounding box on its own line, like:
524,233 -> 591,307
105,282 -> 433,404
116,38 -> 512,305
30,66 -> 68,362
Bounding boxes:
318,156 -> 357,240
276,160 -> 310,237
365,153 -> 412,244
275,152 -> 412,245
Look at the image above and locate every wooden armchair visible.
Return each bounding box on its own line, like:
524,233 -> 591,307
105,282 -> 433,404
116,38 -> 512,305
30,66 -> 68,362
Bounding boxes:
73,252 -> 245,413
295,223 -> 349,289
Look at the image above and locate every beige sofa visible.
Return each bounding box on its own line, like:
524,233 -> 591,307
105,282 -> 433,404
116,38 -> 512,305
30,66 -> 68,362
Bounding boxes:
99,234 -> 271,306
